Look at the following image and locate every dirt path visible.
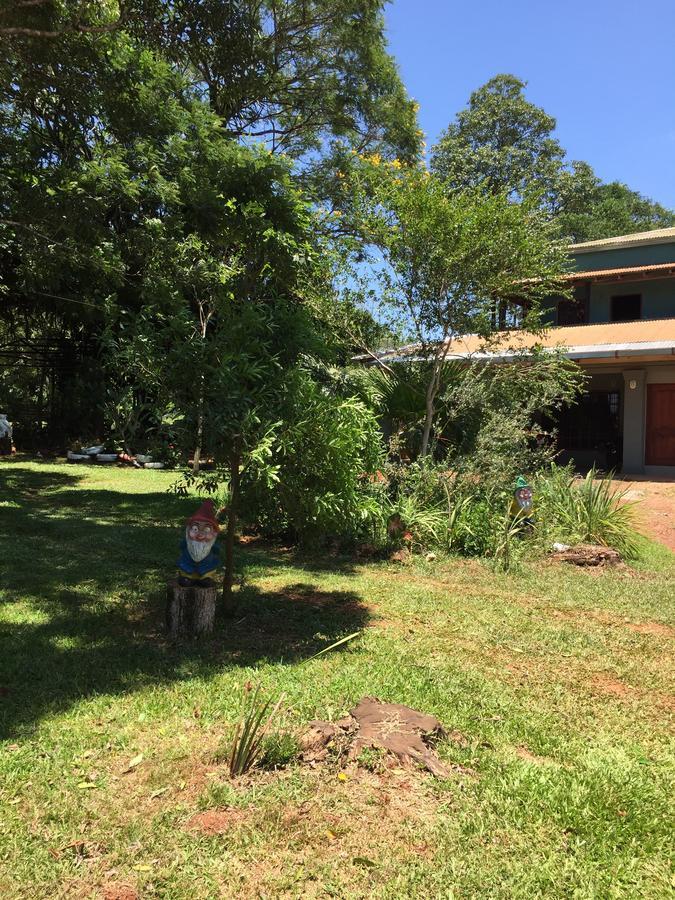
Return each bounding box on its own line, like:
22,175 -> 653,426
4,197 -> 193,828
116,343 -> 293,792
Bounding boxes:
619,478 -> 675,552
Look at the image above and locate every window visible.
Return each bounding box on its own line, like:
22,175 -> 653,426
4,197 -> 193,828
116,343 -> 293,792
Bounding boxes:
610,294 -> 641,322
556,298 -> 587,325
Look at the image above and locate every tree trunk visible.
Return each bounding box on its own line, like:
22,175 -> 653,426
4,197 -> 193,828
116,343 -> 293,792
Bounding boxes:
166,580 -> 217,638
421,339 -> 451,457
192,411 -> 203,474
420,387 -> 435,457
421,359 -> 442,457
192,376 -> 205,473
222,441 -> 241,616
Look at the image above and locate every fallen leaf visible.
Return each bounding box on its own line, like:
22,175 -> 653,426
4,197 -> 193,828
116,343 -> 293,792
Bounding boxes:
122,754 -> 144,774
77,782 -> 97,789
149,787 -> 169,799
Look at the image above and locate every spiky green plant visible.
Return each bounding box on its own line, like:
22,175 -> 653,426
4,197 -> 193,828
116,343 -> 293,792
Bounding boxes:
227,686 -> 284,777
491,502 -> 530,572
538,465 -> 639,558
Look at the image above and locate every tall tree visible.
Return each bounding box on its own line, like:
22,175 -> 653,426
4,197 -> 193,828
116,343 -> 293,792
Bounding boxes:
555,162 -> 675,243
430,74 -> 674,243
349,161 -> 569,456
0,0 -> 420,445
430,74 -> 565,203
127,0 -> 420,164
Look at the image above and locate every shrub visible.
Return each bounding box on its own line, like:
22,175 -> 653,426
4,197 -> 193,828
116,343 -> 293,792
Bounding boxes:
241,369 -> 386,547
536,465 -> 639,558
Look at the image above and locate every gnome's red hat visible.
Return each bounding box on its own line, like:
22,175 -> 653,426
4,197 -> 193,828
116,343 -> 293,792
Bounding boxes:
186,500 -> 220,531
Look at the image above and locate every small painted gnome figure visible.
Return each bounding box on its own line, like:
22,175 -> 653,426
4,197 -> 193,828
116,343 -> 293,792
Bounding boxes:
177,500 -> 221,587
510,475 -> 534,526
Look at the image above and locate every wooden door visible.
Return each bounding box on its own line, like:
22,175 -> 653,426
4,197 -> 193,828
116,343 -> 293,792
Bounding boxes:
645,384 -> 675,466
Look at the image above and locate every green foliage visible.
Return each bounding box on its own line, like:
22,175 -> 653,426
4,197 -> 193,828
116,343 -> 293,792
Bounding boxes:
431,74 -> 565,203
442,350 -> 586,485
226,685 -> 284,778
238,369 -> 384,545
124,0 -> 420,165
258,731 -> 301,770
555,162 -> 675,243
430,74 -> 674,242
536,466 -> 640,558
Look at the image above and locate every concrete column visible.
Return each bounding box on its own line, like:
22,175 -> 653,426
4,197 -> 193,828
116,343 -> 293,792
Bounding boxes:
622,369 -> 646,474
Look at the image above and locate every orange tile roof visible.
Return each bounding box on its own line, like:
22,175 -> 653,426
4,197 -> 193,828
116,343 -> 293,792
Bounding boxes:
564,262 -> 675,281
445,318 -> 675,358
357,319 -> 675,366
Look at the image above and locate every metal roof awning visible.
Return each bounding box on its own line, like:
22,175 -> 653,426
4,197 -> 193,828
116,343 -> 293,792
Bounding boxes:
354,319 -> 675,366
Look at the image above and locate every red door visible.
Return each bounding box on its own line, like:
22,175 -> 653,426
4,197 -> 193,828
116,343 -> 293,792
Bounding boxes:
645,384 -> 675,466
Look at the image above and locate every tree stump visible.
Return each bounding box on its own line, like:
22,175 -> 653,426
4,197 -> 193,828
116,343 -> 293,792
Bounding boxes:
551,544 -> 622,567
166,580 -> 217,638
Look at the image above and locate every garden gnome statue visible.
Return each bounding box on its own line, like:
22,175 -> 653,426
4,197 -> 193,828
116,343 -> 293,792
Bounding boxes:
510,475 -> 534,526
177,500 -> 221,587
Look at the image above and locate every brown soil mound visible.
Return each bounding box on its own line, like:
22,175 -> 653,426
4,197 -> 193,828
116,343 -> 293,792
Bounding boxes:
101,884 -> 138,900
186,808 -> 250,835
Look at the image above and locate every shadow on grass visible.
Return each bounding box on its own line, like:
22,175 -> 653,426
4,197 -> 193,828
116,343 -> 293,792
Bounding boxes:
0,464 -> 370,740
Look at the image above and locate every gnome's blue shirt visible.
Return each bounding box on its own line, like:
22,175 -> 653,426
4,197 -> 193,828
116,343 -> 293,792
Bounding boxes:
177,537 -> 220,580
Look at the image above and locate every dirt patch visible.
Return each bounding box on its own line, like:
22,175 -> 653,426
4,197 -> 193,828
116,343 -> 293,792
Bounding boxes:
618,478 -> 675,552
551,608 -> 674,638
591,674 -> 634,699
625,621 -> 674,638
101,883 -> 138,900
515,747 -> 557,766
186,808 -> 251,835
234,767 -> 442,898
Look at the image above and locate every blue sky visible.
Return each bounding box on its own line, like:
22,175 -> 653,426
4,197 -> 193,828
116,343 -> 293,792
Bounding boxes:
385,0 -> 675,209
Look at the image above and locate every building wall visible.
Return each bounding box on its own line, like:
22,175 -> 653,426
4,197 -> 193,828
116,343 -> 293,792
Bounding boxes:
579,361 -> 675,473
571,240 -> 675,271
587,277 -> 675,323
541,276 -> 675,326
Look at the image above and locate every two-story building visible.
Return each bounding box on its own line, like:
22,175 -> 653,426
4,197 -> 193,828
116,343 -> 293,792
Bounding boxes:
363,226 -> 675,475
536,227 -> 675,474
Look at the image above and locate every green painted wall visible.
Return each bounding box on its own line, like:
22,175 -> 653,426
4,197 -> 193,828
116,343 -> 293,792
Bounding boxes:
588,277 -> 675,322
539,238 -> 675,325
570,240 -> 675,271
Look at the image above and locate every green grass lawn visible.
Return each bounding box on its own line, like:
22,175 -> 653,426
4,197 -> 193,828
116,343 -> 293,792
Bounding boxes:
1,460 -> 673,899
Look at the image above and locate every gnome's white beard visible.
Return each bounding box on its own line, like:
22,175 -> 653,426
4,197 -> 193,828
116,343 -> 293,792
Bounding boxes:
186,534 -> 216,563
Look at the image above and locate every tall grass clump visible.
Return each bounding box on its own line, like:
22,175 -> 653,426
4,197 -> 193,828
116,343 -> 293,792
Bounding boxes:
226,685 -> 284,777
537,465 -> 639,558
